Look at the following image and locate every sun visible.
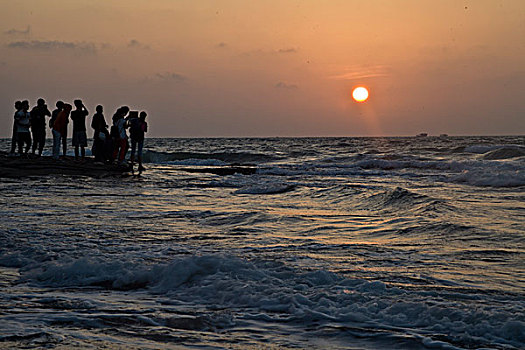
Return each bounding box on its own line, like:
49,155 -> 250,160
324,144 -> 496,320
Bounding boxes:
352,87 -> 369,102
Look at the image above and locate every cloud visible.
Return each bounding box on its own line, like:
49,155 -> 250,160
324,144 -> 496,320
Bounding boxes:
127,39 -> 150,50
7,40 -> 98,54
277,48 -> 298,54
241,47 -> 299,57
330,65 -> 390,80
4,26 -> 31,36
275,82 -> 298,89
155,72 -> 187,82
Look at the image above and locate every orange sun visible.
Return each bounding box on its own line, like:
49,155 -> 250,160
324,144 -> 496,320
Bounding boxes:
352,87 -> 369,102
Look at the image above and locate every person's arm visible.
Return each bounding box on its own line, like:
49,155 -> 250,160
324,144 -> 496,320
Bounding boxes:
45,107 -> 51,117
20,112 -> 30,126
29,108 -> 37,122
50,111 -> 58,128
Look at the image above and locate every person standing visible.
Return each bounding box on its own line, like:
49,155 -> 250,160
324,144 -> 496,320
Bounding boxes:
15,100 -> 32,156
50,101 -> 67,157
70,99 -> 89,161
9,101 -> 22,155
30,98 -> 51,156
52,104 -> 72,160
129,111 -> 148,172
91,105 -> 109,162
111,106 -> 129,165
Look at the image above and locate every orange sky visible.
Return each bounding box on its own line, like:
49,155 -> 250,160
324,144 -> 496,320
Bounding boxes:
1,0 -> 524,136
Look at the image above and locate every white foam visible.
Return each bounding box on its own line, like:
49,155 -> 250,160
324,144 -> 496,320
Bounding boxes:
451,169 -> 525,187
9,254 -> 522,348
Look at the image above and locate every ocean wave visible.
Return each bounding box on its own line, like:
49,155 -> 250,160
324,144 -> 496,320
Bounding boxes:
234,183 -> 296,195
11,254 -> 525,349
142,150 -> 279,165
452,143 -> 524,155
450,169 -> 525,187
363,187 -> 429,210
481,146 -> 525,160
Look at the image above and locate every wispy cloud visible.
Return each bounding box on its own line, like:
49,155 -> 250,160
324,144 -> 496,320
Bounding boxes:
4,26 -> 31,36
330,65 -> 390,80
7,40 -> 98,54
241,47 -> 299,57
155,72 -> 187,82
277,48 -> 298,54
127,39 -> 150,50
275,81 -> 298,89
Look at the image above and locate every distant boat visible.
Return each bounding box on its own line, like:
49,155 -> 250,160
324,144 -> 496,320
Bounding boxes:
416,133 -> 428,137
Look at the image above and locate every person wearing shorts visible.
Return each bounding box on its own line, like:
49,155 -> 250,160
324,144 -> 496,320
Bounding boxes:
70,99 -> 89,161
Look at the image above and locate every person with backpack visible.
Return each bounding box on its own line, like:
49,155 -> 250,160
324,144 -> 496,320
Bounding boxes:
30,98 -> 51,156
52,104 -> 72,160
111,106 -> 129,165
49,101 -> 67,157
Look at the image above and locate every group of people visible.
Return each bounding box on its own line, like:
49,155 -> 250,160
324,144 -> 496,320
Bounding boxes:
9,99 -> 148,171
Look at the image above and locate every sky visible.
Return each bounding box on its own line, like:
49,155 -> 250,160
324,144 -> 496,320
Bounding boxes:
1,0 -> 524,137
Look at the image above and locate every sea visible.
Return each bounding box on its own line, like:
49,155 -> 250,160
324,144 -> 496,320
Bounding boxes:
0,136 -> 524,349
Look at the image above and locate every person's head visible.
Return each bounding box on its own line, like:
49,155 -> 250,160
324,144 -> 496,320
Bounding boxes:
140,111 -> 147,120
96,105 -> 103,113
63,104 -> 73,113
37,98 -> 45,106
129,111 -> 139,119
74,99 -> 83,109
22,100 -> 29,111
14,101 -> 22,110
56,100 -> 64,109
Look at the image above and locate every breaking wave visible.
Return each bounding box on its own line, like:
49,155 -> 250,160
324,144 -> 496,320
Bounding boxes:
481,146 -> 525,160
8,254 -> 523,349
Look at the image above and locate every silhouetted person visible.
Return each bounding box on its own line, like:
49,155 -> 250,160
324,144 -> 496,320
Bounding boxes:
125,111 -> 139,163
126,110 -> 139,127
52,104 -> 72,160
111,106 -> 129,164
91,105 -> 109,162
50,101 -> 67,156
9,101 -> 22,155
15,100 -> 32,156
30,98 -> 51,156
129,111 -> 148,172
71,99 -> 89,161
